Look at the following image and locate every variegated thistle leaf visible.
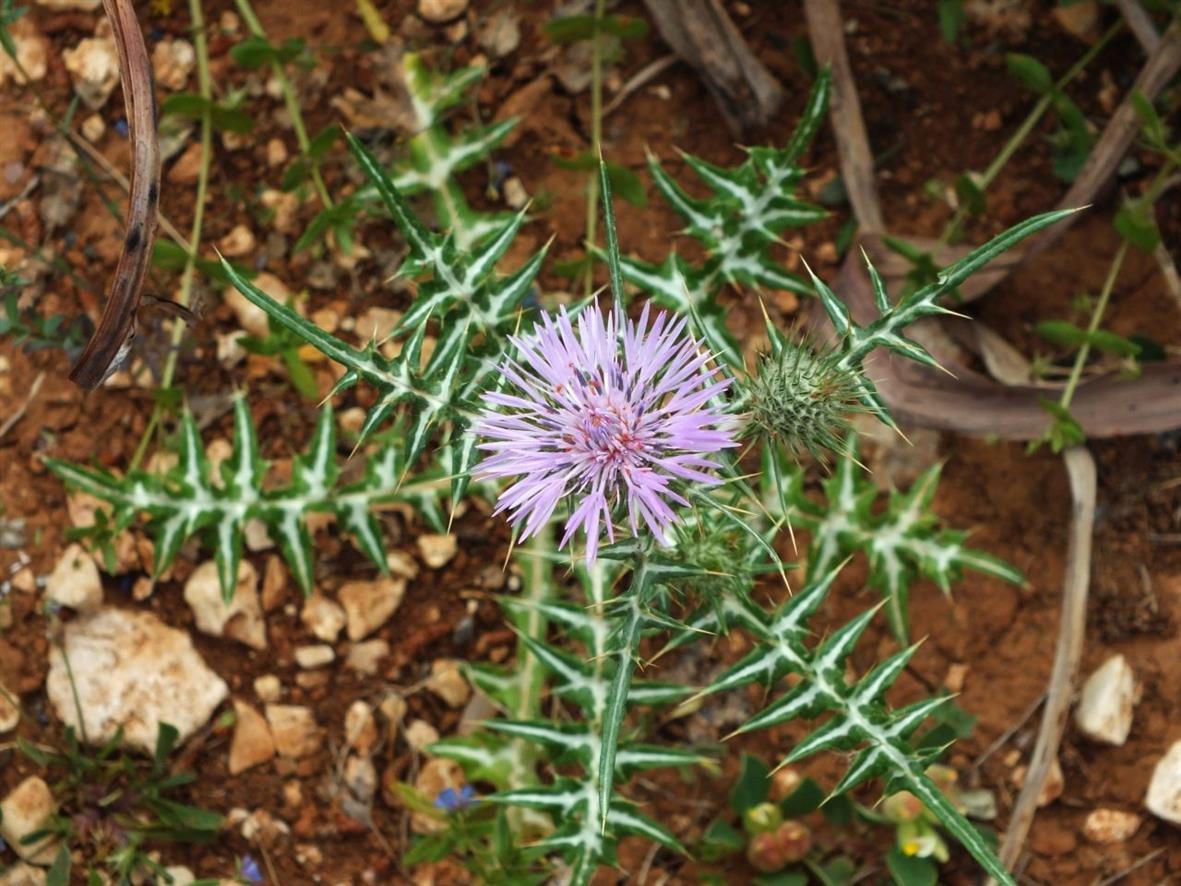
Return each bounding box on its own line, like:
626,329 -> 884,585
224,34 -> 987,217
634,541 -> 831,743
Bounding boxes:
806,206 -> 1081,427
701,567 -> 1017,886
614,70 -> 831,365
310,53 -> 516,252
787,441 -> 1021,643
47,398 -> 446,600
221,131 -> 545,506
441,555 -> 707,885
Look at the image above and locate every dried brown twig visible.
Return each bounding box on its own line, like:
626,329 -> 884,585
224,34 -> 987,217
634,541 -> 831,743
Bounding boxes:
68,0 -> 161,390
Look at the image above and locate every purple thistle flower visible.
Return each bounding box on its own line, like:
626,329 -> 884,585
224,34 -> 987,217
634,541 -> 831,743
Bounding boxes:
476,302 -> 736,562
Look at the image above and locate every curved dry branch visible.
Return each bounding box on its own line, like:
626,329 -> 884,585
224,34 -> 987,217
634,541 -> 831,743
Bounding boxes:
69,0 -> 161,390
813,250 -> 1181,439
994,448 -> 1096,875
803,0 -> 884,233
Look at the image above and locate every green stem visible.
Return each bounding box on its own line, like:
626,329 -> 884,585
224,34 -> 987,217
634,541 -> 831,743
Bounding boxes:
128,0 -> 214,474
1059,240 -> 1127,411
941,21 -> 1120,243
582,0 -> 607,297
233,0 -> 334,210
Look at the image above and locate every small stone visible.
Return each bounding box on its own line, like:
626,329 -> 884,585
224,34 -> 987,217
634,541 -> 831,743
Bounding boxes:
1147,740 -> 1181,824
183,560 -> 267,650
261,555 -> 288,613
426,659 -> 470,708
80,113 -> 105,142
1052,1 -> 1100,41
0,862 -> 49,885
386,550 -> 419,580
1075,654 -> 1137,746
151,38 -> 195,91
411,758 -> 464,833
477,8 -> 520,57
11,567 -> 35,594
417,533 -> 457,569
162,868 -> 196,886
345,701 -> 378,756
294,844 -> 322,868
217,224 -> 257,258
944,663 -> 969,694
338,576 -> 406,640
404,718 -> 439,752
254,674 -> 282,703
45,543 -> 103,612
417,0 -> 467,24
260,188 -> 300,234
223,272 -> 291,337
46,608 -> 228,751
0,20 -> 48,87
240,808 -> 289,845
168,143 -> 202,184
502,176 -> 528,210
266,704 -> 323,759
62,27 -> 120,110
266,138 -> 288,168
1012,757 -> 1064,808
0,681 -> 18,732
1082,808 -> 1141,844
294,644 -> 334,669
229,699 -> 275,775
379,692 -> 408,727
345,639 -> 389,676
300,594 -> 346,643
0,777 -> 59,864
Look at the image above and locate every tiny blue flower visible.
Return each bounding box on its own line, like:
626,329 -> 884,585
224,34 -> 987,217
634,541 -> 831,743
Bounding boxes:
239,854 -> 263,884
433,784 -> 477,813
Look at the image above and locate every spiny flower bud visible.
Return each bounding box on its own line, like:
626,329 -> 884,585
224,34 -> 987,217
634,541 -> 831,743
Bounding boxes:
743,339 -> 863,462
743,802 -> 783,835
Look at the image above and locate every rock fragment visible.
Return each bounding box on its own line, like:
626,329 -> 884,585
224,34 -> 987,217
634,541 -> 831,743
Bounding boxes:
1075,654 -> 1137,746
45,543 -> 103,612
0,777 -> 60,864
1147,740 -> 1181,825
338,576 -> 405,640
229,699 -> 275,775
266,704 -> 322,759
184,560 -> 267,650
1082,808 -> 1141,844
46,608 -> 228,752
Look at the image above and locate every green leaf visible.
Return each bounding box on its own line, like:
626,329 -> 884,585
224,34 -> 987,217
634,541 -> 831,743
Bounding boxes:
229,35 -> 305,69
699,818 -> 745,861
779,776 -> 825,818
1006,53 -> 1053,94
937,0 -> 965,43
1035,319 -> 1087,348
729,754 -> 771,814
1131,89 -> 1167,148
46,845 -> 71,886
543,13 -> 648,44
954,172 -> 985,216
886,847 -> 938,886
1114,198 -> 1160,251
1087,329 -> 1141,358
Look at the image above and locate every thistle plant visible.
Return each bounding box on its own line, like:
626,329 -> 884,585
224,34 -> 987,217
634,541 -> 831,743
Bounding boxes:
47,397 -> 447,599
43,44 -> 1084,882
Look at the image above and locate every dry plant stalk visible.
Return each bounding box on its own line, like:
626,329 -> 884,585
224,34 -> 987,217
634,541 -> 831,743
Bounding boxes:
69,0 -> 161,389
